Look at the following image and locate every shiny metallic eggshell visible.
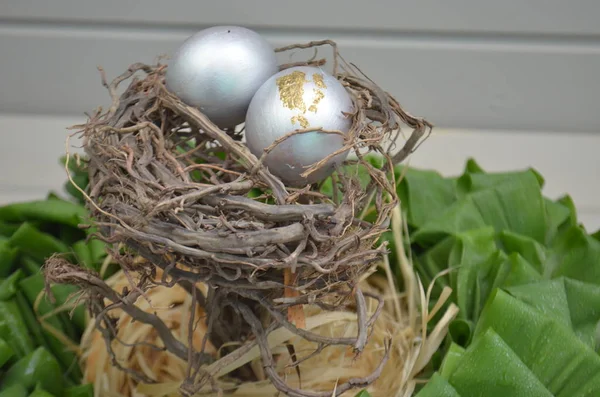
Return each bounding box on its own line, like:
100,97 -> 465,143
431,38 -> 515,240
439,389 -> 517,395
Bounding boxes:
245,66 -> 354,186
165,26 -> 278,128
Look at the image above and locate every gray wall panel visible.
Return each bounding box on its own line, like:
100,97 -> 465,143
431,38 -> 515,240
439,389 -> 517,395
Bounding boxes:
0,24 -> 598,132
2,0 -> 600,36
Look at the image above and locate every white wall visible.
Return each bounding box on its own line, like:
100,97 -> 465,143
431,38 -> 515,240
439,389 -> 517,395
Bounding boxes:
0,1 -> 599,231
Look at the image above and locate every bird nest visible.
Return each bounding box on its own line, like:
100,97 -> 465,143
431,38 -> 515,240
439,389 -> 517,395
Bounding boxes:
49,40 -> 432,396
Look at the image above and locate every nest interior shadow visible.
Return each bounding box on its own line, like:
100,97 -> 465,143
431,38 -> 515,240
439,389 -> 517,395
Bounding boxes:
46,40 -> 432,397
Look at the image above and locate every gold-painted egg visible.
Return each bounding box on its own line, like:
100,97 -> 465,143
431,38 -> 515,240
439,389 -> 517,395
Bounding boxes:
245,66 -> 354,186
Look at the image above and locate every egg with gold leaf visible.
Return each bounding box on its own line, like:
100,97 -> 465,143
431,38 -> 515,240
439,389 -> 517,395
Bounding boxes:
165,26 -> 278,128
245,66 -> 354,186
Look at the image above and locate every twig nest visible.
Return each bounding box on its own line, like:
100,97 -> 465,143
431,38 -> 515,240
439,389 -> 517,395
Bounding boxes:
68,39 -> 432,396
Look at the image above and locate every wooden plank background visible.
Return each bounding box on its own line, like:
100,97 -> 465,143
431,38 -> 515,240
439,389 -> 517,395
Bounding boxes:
2,0 -> 600,35
0,1 -> 599,230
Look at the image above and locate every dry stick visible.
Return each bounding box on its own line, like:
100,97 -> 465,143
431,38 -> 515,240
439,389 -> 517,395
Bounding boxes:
275,40 -> 340,75
98,63 -> 154,118
186,288 -> 197,380
237,289 -> 361,347
353,287 -> 368,352
159,88 -> 289,204
284,268 -> 306,329
390,123 -> 430,165
183,163 -> 243,177
199,195 -> 336,222
391,205 -> 418,331
150,178 -> 253,216
252,126 -> 347,184
284,342 -> 326,370
302,147 -> 351,180
279,58 -> 327,70
125,239 -> 245,351
113,225 -> 274,267
141,219 -> 306,253
362,291 -> 385,329
262,127 -> 345,155
124,239 -> 207,308
331,173 -> 340,205
381,254 -> 403,323
238,303 -> 390,397
91,302 -> 158,384
45,260 -> 212,366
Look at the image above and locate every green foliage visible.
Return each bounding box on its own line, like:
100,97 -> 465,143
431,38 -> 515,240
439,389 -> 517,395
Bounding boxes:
395,159 -> 600,396
0,157 -> 105,392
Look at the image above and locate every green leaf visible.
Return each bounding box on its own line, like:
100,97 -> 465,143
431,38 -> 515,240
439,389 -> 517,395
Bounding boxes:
411,199 -> 487,246
493,253 -> 542,288
416,228 -> 543,345
498,230 -> 546,274
396,167 -> 458,229
0,347 -> 64,395
458,167 -> 543,193
64,174 -> 89,204
0,299 -> 35,358
447,227 -> 500,323
556,195 -> 579,228
448,329 -> 553,397
319,155 -> 385,202
64,384 -> 93,397
439,343 -> 465,379
21,257 -> 42,276
88,238 -> 107,264
474,289 -> 600,396
69,238 -> 106,272
19,275 -> 83,382
547,225 -> 600,283
469,171 -> 547,243
28,384 -> 57,397
506,278 -> 600,351
0,241 -> 19,278
353,390 -> 372,397
20,274 -> 84,339
0,221 -> 20,238
415,373 -> 461,397
13,291 -> 48,357
60,155 -> 90,204
0,200 -> 87,229
0,269 -> 25,300
72,240 -> 93,269
57,225 -> 87,247
8,223 -> 70,263
60,155 -> 87,175
246,188 -> 264,199
463,158 -> 485,174
415,167 -> 548,245
0,337 -> 15,368
544,198 -> 572,243
448,319 -> 473,348
396,159 -> 600,392
0,384 -> 28,397
414,236 -> 455,293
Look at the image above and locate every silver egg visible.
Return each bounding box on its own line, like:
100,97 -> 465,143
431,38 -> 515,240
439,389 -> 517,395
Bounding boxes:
245,66 -> 354,186
165,26 -> 278,128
